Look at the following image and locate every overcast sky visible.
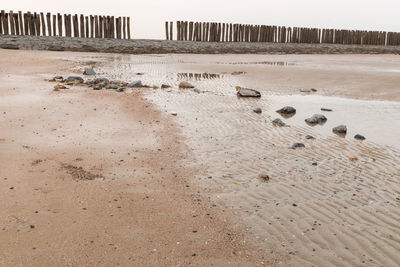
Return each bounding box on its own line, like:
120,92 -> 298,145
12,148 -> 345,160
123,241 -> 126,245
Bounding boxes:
2,0 -> 399,39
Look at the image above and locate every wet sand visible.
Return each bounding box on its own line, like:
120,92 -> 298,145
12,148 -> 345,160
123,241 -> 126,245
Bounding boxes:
1,49 -> 400,266
93,53 -> 400,266
0,49 -> 273,266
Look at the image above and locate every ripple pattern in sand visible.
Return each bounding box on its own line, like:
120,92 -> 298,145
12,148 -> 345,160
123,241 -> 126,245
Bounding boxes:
97,55 -> 400,266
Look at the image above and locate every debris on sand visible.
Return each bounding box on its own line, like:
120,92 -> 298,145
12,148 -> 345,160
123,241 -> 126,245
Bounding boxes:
321,108 -> 333,112
257,174 -> 270,182
253,108 -> 262,114
276,106 -> 296,115
291,143 -> 305,149
272,118 -> 287,127
171,112 -> 178,116
231,71 -> 246,75
83,68 -> 96,75
333,125 -> 347,135
354,134 -> 366,140
305,135 -> 315,140
300,89 -> 312,93
161,84 -> 171,89
53,84 -> 68,91
62,164 -> 104,181
179,81 -> 195,89
305,114 -> 327,125
236,86 -> 261,97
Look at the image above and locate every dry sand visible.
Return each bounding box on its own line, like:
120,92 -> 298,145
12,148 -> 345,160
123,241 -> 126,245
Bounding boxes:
1,49 -> 400,267
0,49 -> 273,266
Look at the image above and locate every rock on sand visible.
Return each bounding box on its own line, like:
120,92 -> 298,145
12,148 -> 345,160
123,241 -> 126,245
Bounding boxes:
179,81 -> 194,89
305,114 -> 327,125
236,86 -> 261,97
276,106 -> 296,114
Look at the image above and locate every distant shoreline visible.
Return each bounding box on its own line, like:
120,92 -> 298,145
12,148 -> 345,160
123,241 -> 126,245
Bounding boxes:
1,35 -> 400,54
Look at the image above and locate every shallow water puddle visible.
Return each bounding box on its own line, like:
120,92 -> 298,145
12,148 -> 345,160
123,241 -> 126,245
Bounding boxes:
269,94 -> 400,148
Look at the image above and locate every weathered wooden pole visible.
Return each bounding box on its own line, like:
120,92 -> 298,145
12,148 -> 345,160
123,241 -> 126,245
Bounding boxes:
79,15 -> 84,38
123,17 -> 126,39
40,12 -> 45,36
56,14 -> 61,36
4,11 -> 10,35
89,15 -> 94,38
13,13 -> 19,35
46,13 -> 51,36
84,16 -> 88,38
9,11 -> 15,35
23,13 -> 29,36
94,15 -> 99,38
0,11 -> 3,35
176,21 -> 180,40
127,17 -> 131,39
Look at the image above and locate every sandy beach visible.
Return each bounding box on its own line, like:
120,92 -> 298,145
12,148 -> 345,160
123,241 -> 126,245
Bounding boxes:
1,49 -> 400,266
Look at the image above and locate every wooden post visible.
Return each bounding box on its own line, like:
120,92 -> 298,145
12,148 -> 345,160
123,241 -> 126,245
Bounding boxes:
0,11 -> 3,35
123,17 -> 126,39
4,11 -> 10,35
9,11 -> 15,35
40,12 -> 45,36
34,13 -> 39,36
99,16 -> 104,38
46,13 -> 51,36
79,15 -> 84,38
13,13 -> 19,35
56,14 -> 61,36
176,21 -> 180,40
127,17 -> 131,39
89,16 -> 94,38
23,13 -> 29,36
94,15 -> 99,38
28,12 -> 34,36
84,16 -> 89,38
169,21 -> 173,40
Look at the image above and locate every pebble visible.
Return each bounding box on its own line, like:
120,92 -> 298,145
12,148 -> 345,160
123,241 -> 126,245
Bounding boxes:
65,76 -> 84,83
321,108 -> 333,112
305,135 -> 315,140
354,134 -> 366,140
179,81 -> 194,89
276,106 -> 296,114
333,125 -> 347,134
161,84 -> 171,89
236,86 -> 261,97
272,118 -> 286,127
291,143 -> 305,149
253,108 -> 262,114
257,174 -> 270,182
171,112 -> 177,116
305,114 -> 327,125
193,88 -> 201,93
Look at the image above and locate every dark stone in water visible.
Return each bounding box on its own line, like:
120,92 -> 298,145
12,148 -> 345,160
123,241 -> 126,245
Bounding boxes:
253,108 -> 262,114
354,134 -> 366,140
292,143 -> 305,149
236,86 -> 261,97
65,76 -> 84,83
305,114 -> 327,125
333,125 -> 347,134
272,118 -> 286,127
128,81 -> 143,88
276,106 -> 296,114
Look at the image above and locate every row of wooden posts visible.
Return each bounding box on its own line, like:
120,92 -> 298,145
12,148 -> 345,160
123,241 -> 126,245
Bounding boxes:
166,21 -> 400,46
0,10 -> 131,39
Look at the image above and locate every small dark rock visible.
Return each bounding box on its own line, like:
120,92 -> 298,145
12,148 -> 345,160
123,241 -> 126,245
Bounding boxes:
257,174 -> 270,182
116,87 -> 125,92
272,118 -> 286,127
236,86 -> 261,97
321,108 -> 333,112
292,203 -> 298,207
354,134 -> 366,140
161,84 -> 171,89
305,135 -> 315,140
276,106 -> 296,114
333,125 -> 347,135
312,162 -> 318,166
305,114 -> 327,125
128,81 -> 143,88
65,76 -> 84,83
179,81 -> 194,89
93,78 -> 109,84
83,68 -> 96,75
253,108 -> 262,114
291,143 -> 305,149
53,75 -> 63,80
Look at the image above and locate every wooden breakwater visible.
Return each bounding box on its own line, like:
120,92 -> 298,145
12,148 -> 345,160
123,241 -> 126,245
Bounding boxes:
165,21 -> 400,46
0,10 -> 131,39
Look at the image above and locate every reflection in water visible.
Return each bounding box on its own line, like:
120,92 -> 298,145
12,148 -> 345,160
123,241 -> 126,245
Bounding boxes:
177,72 -> 223,80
